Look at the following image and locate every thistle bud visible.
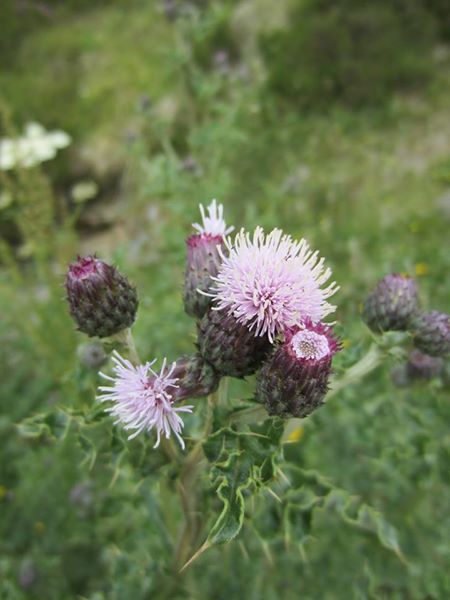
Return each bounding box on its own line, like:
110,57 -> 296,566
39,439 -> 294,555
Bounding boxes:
184,234 -> 224,319
407,349 -> 443,380
198,309 -> 271,377
66,256 -> 138,338
183,200 -> 233,319
172,353 -> 220,400
411,310 -> 450,357
256,321 -> 341,418
362,274 -> 418,333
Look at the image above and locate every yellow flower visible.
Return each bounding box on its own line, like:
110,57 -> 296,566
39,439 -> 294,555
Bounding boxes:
415,262 -> 428,276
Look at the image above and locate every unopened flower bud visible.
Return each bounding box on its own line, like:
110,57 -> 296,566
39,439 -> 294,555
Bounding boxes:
66,256 -> 138,338
198,309 -> 271,377
407,349 -> 443,380
183,200 -> 234,319
362,274 -> 418,333
172,353 -> 220,400
256,321 -> 341,418
411,310 -> 450,357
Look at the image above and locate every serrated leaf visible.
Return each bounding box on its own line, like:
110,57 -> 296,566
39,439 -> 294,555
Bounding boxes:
203,419 -> 283,547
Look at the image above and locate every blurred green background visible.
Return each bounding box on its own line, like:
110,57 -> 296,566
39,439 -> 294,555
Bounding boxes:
1,0 -> 449,598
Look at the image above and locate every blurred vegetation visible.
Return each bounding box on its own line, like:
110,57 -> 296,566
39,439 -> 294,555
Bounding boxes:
1,0 -> 450,598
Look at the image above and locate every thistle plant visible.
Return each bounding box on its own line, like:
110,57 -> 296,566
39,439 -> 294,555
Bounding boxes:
63,200 -> 447,577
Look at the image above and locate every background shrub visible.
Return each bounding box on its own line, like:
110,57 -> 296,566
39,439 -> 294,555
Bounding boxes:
260,0 -> 438,109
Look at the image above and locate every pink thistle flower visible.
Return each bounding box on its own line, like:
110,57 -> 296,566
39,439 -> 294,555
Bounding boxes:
209,227 -> 338,342
97,351 -> 193,449
285,320 -> 341,364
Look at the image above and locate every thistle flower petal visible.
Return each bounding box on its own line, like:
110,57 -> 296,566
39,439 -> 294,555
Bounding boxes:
192,199 -> 234,237
97,351 -> 193,449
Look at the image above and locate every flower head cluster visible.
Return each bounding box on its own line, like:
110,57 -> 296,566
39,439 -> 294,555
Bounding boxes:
209,227 -> 338,342
98,351 -> 193,449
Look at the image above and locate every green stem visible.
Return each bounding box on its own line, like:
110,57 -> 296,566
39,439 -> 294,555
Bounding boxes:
326,343 -> 383,400
173,385 -> 219,572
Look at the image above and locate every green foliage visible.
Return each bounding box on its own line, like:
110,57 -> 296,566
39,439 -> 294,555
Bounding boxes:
203,419 -> 283,545
261,0 -> 437,109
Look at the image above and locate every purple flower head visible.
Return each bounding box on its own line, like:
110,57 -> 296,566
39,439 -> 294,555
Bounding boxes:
412,310 -> 450,357
67,255 -> 112,291
209,227 -> 338,342
256,320 -> 341,418
98,351 -> 193,449
285,320 -> 341,366
362,273 -> 418,333
65,255 -> 138,338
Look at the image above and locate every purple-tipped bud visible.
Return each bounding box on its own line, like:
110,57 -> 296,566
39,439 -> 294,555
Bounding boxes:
184,234 -> 224,319
172,353 -> 220,400
256,321 -> 341,418
198,309 -> 271,377
407,349 -> 443,380
183,200 -> 234,319
412,310 -> 450,357
391,349 -> 444,387
65,256 -> 138,338
362,274 -> 418,333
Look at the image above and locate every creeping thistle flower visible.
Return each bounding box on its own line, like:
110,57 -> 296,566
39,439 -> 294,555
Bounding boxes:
183,199 -> 234,319
362,273 -> 418,333
412,310 -> 450,357
256,321 -> 341,418
209,227 -> 338,342
65,256 -> 138,338
98,351 -> 193,449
